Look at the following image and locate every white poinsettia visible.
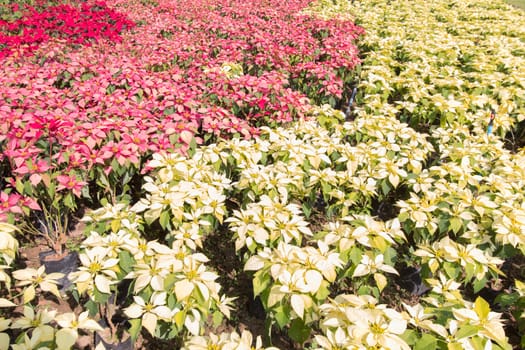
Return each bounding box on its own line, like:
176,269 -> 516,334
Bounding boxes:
401,302 -> 445,335
0,223 -> 18,266
352,253 -> 398,277
0,318 -> 10,350
350,308 -> 409,350
124,293 -> 173,335
10,332 -> 49,350
11,306 -> 55,343
55,311 -> 103,349
182,329 -> 279,350
0,265 -> 12,291
317,293 -> 409,350
69,246 -> 119,295
174,254 -> 219,302
13,265 -> 64,302
314,328 -> 352,350
453,297 -> 508,344
131,256 -> 173,293
425,273 -> 464,303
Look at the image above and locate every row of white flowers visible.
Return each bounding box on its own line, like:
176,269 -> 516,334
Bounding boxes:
305,0 -> 525,348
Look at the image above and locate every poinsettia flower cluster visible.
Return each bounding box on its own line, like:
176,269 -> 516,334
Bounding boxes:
0,1 -> 134,59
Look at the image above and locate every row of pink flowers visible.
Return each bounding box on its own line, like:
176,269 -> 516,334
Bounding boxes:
0,0 -> 363,224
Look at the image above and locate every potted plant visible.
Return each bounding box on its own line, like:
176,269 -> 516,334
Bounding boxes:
69,230 -> 137,349
11,169 -> 87,291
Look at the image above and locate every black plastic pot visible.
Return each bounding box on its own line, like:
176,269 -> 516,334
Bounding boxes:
39,250 -> 79,292
396,266 -> 431,296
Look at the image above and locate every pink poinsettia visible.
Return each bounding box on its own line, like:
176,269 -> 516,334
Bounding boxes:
0,192 -> 23,215
56,174 -> 87,197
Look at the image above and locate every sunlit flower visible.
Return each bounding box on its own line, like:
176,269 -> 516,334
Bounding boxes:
350,309 -> 409,350
13,265 -> 64,302
0,222 -> 19,265
124,293 -> 173,335
69,246 -> 119,295
426,273 -> 464,303
173,254 -> 219,302
453,297 -> 507,343
11,306 -> 55,343
55,311 -> 103,349
352,253 -> 398,277
0,318 -> 10,350
56,174 -> 87,197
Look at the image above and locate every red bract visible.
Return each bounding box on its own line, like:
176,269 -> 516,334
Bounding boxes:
0,1 -> 135,57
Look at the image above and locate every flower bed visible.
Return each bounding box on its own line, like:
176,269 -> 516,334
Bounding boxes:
1,0 -> 525,349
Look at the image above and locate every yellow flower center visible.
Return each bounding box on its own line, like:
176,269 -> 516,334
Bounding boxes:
186,270 -> 198,280
89,262 -> 102,273
370,322 -> 385,334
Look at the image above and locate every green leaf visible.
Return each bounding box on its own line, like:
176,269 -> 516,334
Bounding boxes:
163,106 -> 175,115
464,262 -> 475,282
288,318 -> 311,344
85,299 -> 99,317
128,318 -> 142,342
398,211 -> 410,222
81,185 -> 91,200
253,270 -> 271,297
164,273 -> 177,291
212,311 -> 223,327
159,210 -> 171,229
97,172 -> 110,188
349,246 -> 362,266
381,180 -> 391,196
63,192 -> 75,209
449,217 -> 463,234
455,324 -> 479,339
188,136 -> 197,158
469,336 -> 486,350
374,273 -> 388,293
495,293 -> 518,307
273,304 -> 290,329
474,296 -> 490,319
472,277 -> 487,294
174,309 -> 186,329
448,342 -> 464,350
400,329 -> 418,345
443,262 -> 459,279
118,250 -> 135,275
302,203 -> 312,219
93,287 -> 110,304
111,219 -> 121,233
81,72 -> 94,81
414,333 -> 437,350
315,282 -> 330,301
15,178 -> 24,194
